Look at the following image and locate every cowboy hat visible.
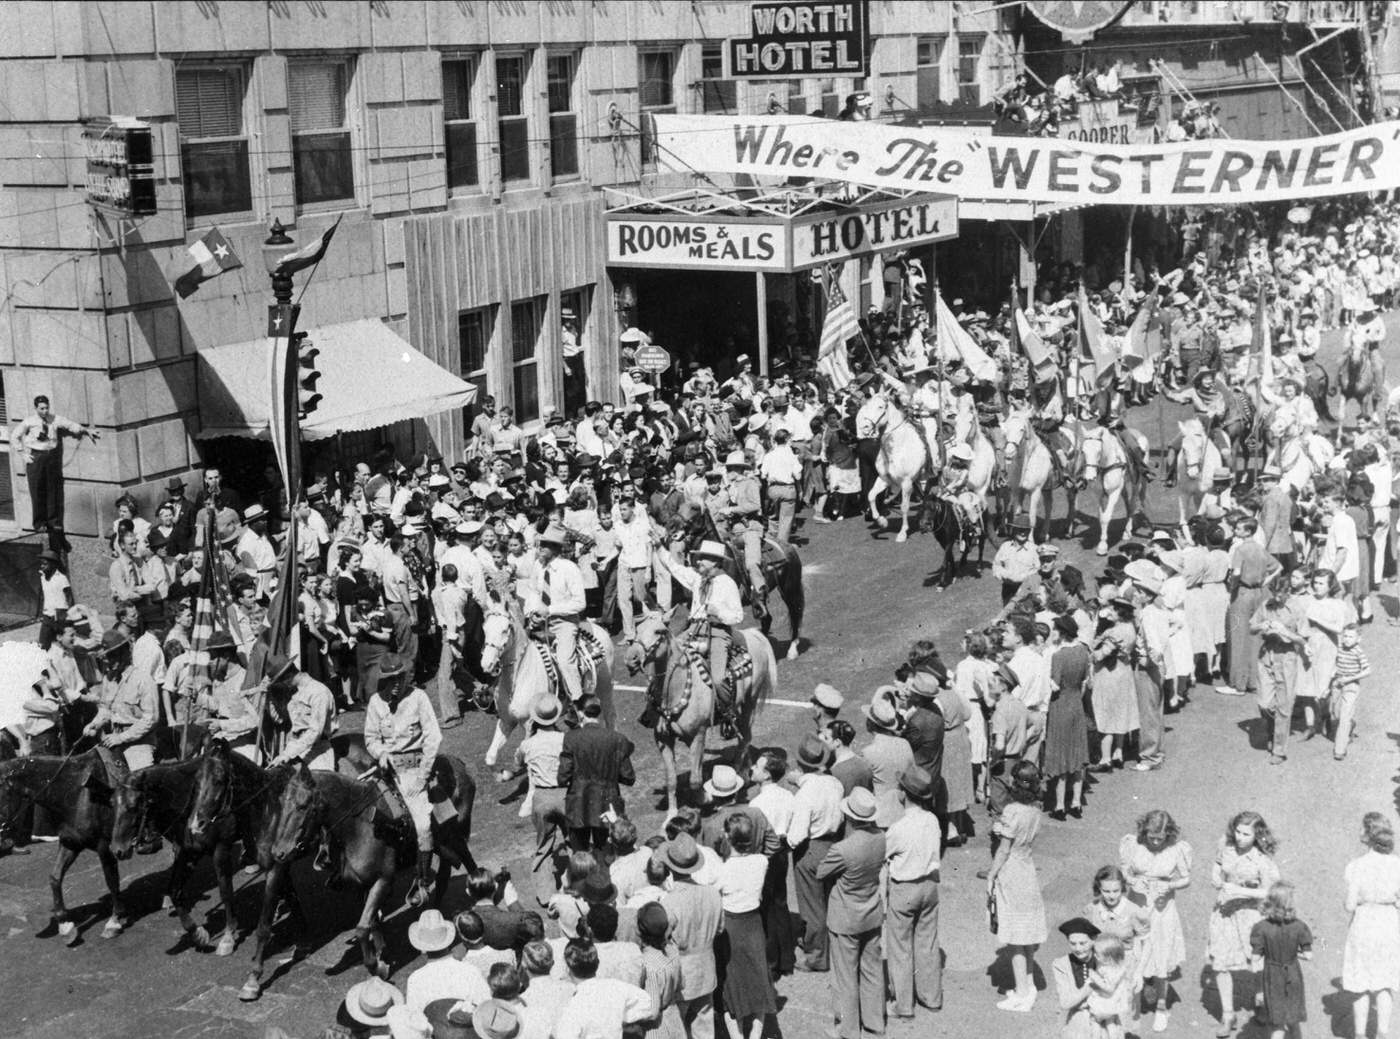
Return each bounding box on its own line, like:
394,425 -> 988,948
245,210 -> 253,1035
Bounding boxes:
840,787 -> 878,823
796,733 -> 834,772
861,693 -> 902,732
1009,515 -> 1032,534
694,539 -> 727,562
215,507 -> 242,544
1212,467 -> 1233,484
538,524 -> 570,550
531,697 -> 563,727
263,651 -> 298,684
408,908 -> 457,953
898,766 -> 935,802
703,764 -> 744,800
344,977 -> 404,1026
473,999 -> 522,1039
724,450 -> 751,469
455,519 -> 485,537
746,413 -> 768,433
98,629 -> 132,656
906,670 -> 944,700
663,833 -> 704,875
949,443 -> 973,463
242,503 -> 268,524
38,548 -> 61,565
164,476 -> 186,494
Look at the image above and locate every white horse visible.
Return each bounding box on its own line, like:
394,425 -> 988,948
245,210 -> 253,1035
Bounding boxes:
1176,418 -> 1222,526
868,398 -> 935,543
1079,424 -> 1150,555
1002,410 -> 1058,538
481,600 -> 616,769
1270,411 -> 1336,493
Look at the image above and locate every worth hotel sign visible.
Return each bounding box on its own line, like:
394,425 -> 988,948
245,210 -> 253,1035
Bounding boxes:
606,194 -> 958,272
726,1 -> 869,78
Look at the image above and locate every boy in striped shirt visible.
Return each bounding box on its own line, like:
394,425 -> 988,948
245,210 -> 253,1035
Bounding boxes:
1331,623 -> 1371,761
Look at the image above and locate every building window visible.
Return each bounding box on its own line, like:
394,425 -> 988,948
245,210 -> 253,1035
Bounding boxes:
176,66 -> 252,221
547,53 -> 579,180
700,45 -> 736,113
443,57 -> 479,193
787,79 -> 807,116
639,50 -> 676,166
561,287 -> 589,418
496,54 -> 530,184
819,78 -> 840,118
510,297 -> 544,423
459,306 -> 494,427
958,38 -> 983,106
916,37 -> 944,111
288,60 -> 354,207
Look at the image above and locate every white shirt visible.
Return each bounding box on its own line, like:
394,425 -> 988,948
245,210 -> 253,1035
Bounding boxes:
759,444 -> 803,486
885,803 -> 942,881
1007,645 -> 1051,712
526,556 -> 587,617
715,853 -> 768,913
40,570 -> 71,616
404,956 -> 490,1012
786,771 -> 844,845
611,507 -> 654,570
1322,509 -> 1360,582
658,556 -> 744,626
553,977 -> 654,1039
440,544 -> 490,605
749,782 -> 796,836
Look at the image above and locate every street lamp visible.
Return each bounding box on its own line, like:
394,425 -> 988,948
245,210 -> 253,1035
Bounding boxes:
262,218 -> 298,308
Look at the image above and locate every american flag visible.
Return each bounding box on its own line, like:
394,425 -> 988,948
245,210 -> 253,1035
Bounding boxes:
817,266 -> 858,391
187,510 -> 236,698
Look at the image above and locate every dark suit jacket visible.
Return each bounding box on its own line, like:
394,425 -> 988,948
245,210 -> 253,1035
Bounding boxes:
831,754 -> 875,796
557,723 -> 635,828
903,705 -> 945,783
167,496 -> 198,554
816,826 -> 886,935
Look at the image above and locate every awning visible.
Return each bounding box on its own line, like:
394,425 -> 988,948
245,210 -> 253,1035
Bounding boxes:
196,318 -> 476,441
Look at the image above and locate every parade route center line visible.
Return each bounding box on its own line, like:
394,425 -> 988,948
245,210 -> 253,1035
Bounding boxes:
616,681 -> 808,708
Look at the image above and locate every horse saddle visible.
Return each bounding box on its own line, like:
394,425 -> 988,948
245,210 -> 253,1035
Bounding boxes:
532,626 -> 605,702
86,745 -> 128,794
366,757 -> 457,846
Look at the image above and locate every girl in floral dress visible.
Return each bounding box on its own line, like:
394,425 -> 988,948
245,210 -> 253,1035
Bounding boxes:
1119,810 -> 1193,1033
1207,811 -> 1280,1037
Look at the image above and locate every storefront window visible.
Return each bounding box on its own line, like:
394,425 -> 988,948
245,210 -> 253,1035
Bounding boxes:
916,38 -> 944,111
700,45 -> 736,114
511,297 -> 544,423
958,38 -> 984,106
819,78 -> 840,118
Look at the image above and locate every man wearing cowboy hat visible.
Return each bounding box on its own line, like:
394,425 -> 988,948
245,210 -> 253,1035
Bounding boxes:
364,653 -> 443,907
162,476 -> 197,554
650,537 -> 746,734
817,787 -> 887,1039
992,516 -> 1039,605
860,689 -> 914,828
787,733 -> 843,973
516,697 -> 566,883
699,764 -> 781,858
236,503 -> 278,597
404,907 -> 487,1012
937,442 -> 982,551
884,767 -> 944,1017
524,523 -> 587,705
901,672 -> 947,813
710,449 -> 768,607
340,976 -> 406,1034
265,652 -> 337,771
1128,567 -> 1169,771
190,630 -> 264,760
82,630 -> 159,771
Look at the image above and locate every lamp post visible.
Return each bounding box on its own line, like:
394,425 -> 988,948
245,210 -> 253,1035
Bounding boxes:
262,218 -> 298,305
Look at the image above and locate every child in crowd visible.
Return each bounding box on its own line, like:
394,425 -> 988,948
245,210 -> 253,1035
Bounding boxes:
1086,934 -> 1132,1039
1250,881 -> 1313,1039
1331,622 -> 1371,761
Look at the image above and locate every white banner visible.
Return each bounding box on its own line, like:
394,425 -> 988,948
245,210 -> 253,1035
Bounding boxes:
654,114 -> 1399,207
607,217 -> 790,270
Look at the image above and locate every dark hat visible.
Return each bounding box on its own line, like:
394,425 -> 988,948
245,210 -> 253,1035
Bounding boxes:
796,733 -> 834,771
263,651 -> 298,683
663,834 -> 703,876
377,654 -> 408,686
99,629 -> 131,656
146,528 -> 169,553
207,630 -> 237,653
1010,515 -> 1032,534
578,869 -> 617,904
1058,916 -> 1101,939
898,766 -> 935,801
164,476 -> 186,493
637,901 -> 669,941
424,1000 -> 476,1039
38,548 -> 61,564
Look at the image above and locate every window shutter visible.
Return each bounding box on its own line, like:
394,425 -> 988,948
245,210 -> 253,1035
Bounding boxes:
289,63 -> 346,134
177,68 -> 242,139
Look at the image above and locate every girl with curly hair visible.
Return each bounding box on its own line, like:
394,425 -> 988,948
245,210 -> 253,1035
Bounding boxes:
986,760 -> 1047,1013
1119,809 -> 1193,1033
1207,811 -> 1281,1036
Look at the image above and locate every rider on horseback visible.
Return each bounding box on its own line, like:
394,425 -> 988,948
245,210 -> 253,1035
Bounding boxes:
524,524 -> 587,709
711,451 -> 767,611
1161,369 -> 1230,486
938,443 -> 982,552
82,629 -> 159,771
363,653 -> 442,909
263,652 -> 337,772
649,537 -> 745,738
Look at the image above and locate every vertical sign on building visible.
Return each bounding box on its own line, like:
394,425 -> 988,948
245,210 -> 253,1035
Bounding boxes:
726,1 -> 869,79
81,117 -> 157,217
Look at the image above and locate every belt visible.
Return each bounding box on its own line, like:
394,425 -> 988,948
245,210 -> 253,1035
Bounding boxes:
390,751 -> 424,766
549,613 -> 581,623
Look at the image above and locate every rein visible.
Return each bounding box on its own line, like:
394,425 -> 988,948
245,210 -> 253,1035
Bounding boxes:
0,743 -> 88,834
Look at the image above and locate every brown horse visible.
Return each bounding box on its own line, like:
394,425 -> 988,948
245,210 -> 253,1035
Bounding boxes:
240,754 -> 477,1001
916,495 -> 993,587
0,751 -> 132,945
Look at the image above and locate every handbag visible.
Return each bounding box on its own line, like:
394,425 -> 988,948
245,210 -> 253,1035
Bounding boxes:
986,885 -> 999,935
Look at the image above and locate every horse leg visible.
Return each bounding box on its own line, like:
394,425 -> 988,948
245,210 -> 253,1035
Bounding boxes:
1098,482 -> 1122,556
688,727 -> 708,806
867,476 -> 888,525
45,843 -> 84,945
169,849 -> 213,949
211,841 -> 239,955
484,717 -> 514,770
356,876 -> 394,980
895,480 -> 913,543
97,843 -> 126,939
1064,483 -> 1078,539
240,862 -> 287,1001
657,736 -> 679,816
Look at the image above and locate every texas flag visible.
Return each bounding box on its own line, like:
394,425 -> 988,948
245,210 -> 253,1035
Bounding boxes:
173,227 -> 242,299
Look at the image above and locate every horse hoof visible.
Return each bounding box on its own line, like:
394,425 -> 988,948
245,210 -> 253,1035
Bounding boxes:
191,924 -> 213,950
237,977 -> 262,1002
59,921 -> 78,945
162,895 -> 176,913
495,769 -> 514,783
216,933 -> 237,957
895,530 -> 908,543
785,643 -> 800,661
100,918 -> 123,940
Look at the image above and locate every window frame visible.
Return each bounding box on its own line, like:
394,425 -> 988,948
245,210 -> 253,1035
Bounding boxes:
915,36 -> 945,111
957,37 -> 985,106
287,57 -> 358,213
442,54 -> 482,196
510,297 -> 545,424
175,63 -> 255,225
495,51 -> 532,186
560,286 -> 590,418
699,44 -> 736,114
638,48 -> 678,168
546,50 -> 580,182
458,305 -> 495,429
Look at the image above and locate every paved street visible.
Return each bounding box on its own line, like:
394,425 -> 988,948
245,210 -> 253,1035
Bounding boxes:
4,324 -> 1399,1039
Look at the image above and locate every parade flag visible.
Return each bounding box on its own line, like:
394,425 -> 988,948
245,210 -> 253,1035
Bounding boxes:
188,510 -> 237,696
173,227 -> 242,298
1252,287 -> 1273,390
273,214 -> 341,272
1014,306 -> 1058,383
934,292 -> 998,382
1078,283 -> 1118,388
1121,291 -> 1160,368
817,267 -> 858,391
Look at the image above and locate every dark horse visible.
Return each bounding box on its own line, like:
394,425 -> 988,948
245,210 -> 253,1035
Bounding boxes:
0,750 -> 133,945
674,509 -> 806,661
241,755 -> 478,1001
917,495 -> 993,587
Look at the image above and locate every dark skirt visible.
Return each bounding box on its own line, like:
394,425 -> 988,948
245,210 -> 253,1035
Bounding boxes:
1042,692 -> 1090,777
718,909 -> 777,1019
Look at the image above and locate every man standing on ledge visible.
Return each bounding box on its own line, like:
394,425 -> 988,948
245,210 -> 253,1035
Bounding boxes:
13,394 -> 99,536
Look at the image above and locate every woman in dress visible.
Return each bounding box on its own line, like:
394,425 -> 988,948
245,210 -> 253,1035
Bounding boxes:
1044,615 -> 1091,820
1297,568 -> 1355,739
713,813 -> 776,1039
1345,480 -> 1374,622
1200,525 -> 1233,680
1085,865 -> 1150,993
987,760 -> 1048,1013
1223,517 -> 1277,697
935,678 -> 974,842
1119,809 -> 1193,1033
954,631 -> 996,802
1342,812 -> 1400,1039
1091,598 -> 1140,770
1207,811 -> 1280,1036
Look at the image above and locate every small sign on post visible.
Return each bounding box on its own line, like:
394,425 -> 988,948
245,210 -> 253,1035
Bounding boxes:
634,344 -> 672,374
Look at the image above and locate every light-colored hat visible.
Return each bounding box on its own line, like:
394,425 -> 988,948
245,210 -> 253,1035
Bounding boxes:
724,449 -> 751,469
619,326 -> 650,344
703,764 -> 744,800
664,833 -> 703,875
1156,550 -> 1184,573
473,999 -> 522,1039
408,908 -> 457,953
539,524 -> 570,549
432,501 -> 460,523
1260,464 -> 1283,480
344,977 -> 405,1026
949,443 -> 973,463
531,697 -> 563,727
811,683 -> 844,710
861,693 -> 901,732
796,733 -> 834,771
455,519 -> 484,537
746,413 -> 768,432
1123,558 -> 1166,586
694,539 -> 727,561
242,503 -> 267,523
840,787 -> 878,822
1212,466 -> 1233,484
428,473 -> 451,489
1037,544 -> 1060,559
216,507 -> 242,544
